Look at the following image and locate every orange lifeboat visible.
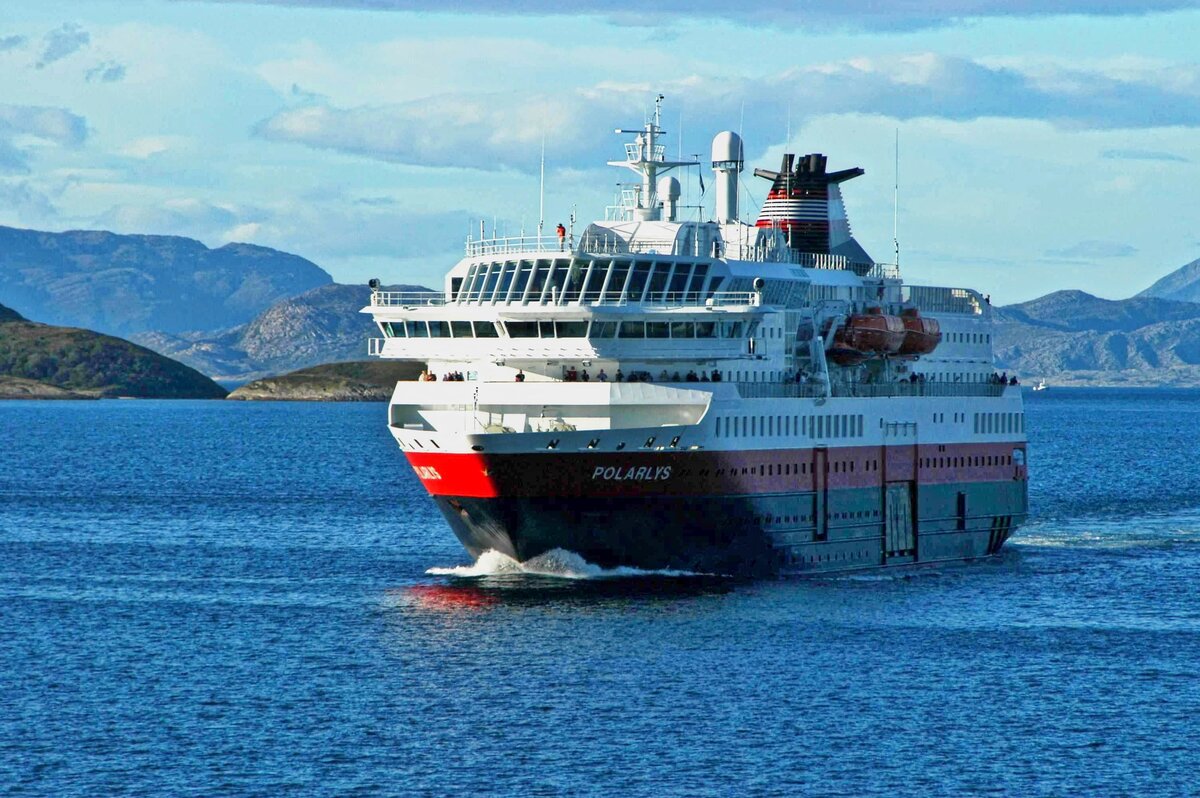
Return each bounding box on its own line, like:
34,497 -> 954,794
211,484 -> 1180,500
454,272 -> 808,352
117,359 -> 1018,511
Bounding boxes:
898,307 -> 942,356
828,309 -> 906,365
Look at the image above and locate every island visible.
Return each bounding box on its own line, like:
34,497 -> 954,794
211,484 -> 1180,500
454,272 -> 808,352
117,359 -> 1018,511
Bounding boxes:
226,361 -> 426,401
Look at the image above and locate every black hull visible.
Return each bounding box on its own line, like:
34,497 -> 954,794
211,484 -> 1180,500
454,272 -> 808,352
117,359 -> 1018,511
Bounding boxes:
435,480 -> 1026,576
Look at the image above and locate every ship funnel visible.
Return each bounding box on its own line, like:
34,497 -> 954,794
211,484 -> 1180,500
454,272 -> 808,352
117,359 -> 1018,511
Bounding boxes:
658,176 -> 681,222
711,131 -> 744,224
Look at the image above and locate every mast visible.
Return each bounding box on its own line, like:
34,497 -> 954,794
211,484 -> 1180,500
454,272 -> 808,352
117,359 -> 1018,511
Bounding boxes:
608,94 -> 696,222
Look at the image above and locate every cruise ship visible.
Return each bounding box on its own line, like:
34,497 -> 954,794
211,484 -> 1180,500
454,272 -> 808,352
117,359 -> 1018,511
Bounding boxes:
364,98 -> 1028,575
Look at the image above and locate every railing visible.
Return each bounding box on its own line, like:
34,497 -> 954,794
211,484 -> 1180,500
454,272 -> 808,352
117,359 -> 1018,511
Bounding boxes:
368,337 -> 385,356
465,232 -> 902,279
371,291 -> 446,307
465,235 -> 570,257
736,381 -> 1010,400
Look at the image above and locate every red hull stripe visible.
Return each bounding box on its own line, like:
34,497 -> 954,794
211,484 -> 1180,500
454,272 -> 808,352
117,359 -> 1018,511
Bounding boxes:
404,442 -> 1027,499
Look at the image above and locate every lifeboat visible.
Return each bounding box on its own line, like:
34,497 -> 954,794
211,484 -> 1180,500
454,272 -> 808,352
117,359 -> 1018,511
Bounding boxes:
898,307 -> 942,356
828,309 -> 906,365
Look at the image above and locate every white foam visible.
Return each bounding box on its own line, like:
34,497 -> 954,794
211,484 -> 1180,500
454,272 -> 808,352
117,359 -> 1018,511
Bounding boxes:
426,548 -> 707,580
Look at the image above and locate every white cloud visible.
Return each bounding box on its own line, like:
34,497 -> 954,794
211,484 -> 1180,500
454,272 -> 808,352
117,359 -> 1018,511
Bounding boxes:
118,135 -> 189,159
186,0 -> 1200,31
0,104 -> 88,173
254,54 -> 1200,174
35,23 -> 90,69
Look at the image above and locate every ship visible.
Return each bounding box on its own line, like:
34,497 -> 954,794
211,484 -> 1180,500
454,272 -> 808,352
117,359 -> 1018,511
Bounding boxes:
363,97 -> 1028,575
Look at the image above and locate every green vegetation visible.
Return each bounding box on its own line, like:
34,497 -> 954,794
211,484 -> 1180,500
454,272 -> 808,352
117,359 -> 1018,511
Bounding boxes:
0,302 -> 227,398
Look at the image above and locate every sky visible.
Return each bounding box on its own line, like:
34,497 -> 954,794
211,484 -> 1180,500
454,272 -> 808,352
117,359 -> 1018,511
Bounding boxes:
1,1 -> 1199,304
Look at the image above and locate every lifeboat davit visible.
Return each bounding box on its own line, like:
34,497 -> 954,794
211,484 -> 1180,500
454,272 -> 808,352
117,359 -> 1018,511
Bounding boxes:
828,309 -> 906,365
898,307 -> 942,356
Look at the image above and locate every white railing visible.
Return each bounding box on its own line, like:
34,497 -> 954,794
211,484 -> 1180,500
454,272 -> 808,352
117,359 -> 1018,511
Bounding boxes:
465,235 -> 572,257
371,291 -> 446,307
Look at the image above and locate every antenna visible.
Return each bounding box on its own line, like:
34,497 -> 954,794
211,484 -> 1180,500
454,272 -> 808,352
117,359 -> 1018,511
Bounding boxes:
538,131 -> 546,239
893,127 -> 900,268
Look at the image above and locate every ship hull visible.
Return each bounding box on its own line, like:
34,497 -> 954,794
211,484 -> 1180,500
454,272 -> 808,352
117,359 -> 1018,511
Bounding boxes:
428,472 -> 1027,576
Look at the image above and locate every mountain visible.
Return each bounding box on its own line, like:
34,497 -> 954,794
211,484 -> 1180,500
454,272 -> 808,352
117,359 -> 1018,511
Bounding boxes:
131,283 -> 432,383
0,225 -> 332,337
227,360 -> 426,401
1138,257 -> 1200,303
0,302 -> 227,398
993,290 -> 1200,385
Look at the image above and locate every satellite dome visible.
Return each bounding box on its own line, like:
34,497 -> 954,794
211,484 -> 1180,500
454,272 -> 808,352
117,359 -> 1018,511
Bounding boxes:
711,131 -> 744,164
657,176 -> 681,200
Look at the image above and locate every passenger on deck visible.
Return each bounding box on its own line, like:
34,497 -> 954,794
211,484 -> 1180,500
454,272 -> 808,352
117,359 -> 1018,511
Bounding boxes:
686,370 -> 699,382
659,369 -> 670,381
700,372 -> 710,382
515,370 -> 525,382
566,367 -> 578,382
672,371 -> 682,382
581,369 -> 591,382
711,369 -> 722,382
615,369 -> 625,382
1009,375 -> 1019,385
556,223 -> 566,250
597,369 -> 609,382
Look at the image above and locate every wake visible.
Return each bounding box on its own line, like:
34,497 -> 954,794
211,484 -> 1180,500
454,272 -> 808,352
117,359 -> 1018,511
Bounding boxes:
426,548 -> 707,580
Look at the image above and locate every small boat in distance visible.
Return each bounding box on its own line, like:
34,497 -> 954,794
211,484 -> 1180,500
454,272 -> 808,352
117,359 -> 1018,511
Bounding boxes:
1032,380 -> 1047,391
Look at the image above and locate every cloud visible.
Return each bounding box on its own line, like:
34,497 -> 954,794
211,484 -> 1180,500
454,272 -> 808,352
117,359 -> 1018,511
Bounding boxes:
36,23 -> 90,69
85,60 -> 126,83
0,180 -> 59,224
185,0 -> 1200,31
0,34 -> 27,52
117,135 -> 190,159
0,104 -> 88,173
1101,147 -> 1189,162
1045,241 -> 1139,259
254,54 -> 1200,173
95,198 -> 244,239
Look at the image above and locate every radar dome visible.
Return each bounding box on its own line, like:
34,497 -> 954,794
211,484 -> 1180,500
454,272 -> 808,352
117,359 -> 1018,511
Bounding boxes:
657,175 -> 681,199
711,131 -> 744,165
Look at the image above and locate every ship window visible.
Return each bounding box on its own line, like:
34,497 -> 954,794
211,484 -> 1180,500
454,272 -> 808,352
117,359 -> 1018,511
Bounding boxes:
604,264 -> 630,302
587,438 -> 599,449
564,260 -> 588,302
581,260 -> 605,303
646,321 -> 670,338
497,263 -> 517,300
647,264 -> 669,300
481,265 -> 502,302
643,436 -> 656,448
618,321 -> 645,338
406,320 -> 428,338
538,320 -> 555,338
668,264 -> 692,295
695,321 -> 716,338
547,439 -> 559,450
427,321 -> 449,337
513,263 -> 533,300
529,263 -> 551,301
450,321 -> 472,338
506,321 -> 538,338
626,262 -> 652,301
544,262 -> 569,303
591,321 -> 618,338
555,321 -> 588,338
671,321 -> 695,338
383,322 -> 403,337
473,321 -> 500,338
670,436 -> 680,448
685,264 -> 709,298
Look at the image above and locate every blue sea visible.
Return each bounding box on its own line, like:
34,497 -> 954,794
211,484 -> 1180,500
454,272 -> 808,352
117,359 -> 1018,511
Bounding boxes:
1,390 -> 1198,797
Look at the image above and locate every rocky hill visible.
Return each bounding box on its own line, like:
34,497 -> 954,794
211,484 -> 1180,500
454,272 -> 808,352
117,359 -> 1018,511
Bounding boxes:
0,225 -> 331,337
227,360 -> 425,401
1138,257 -> 1200,304
993,289 -> 1200,386
0,302 -> 228,398
132,283 -> 431,383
